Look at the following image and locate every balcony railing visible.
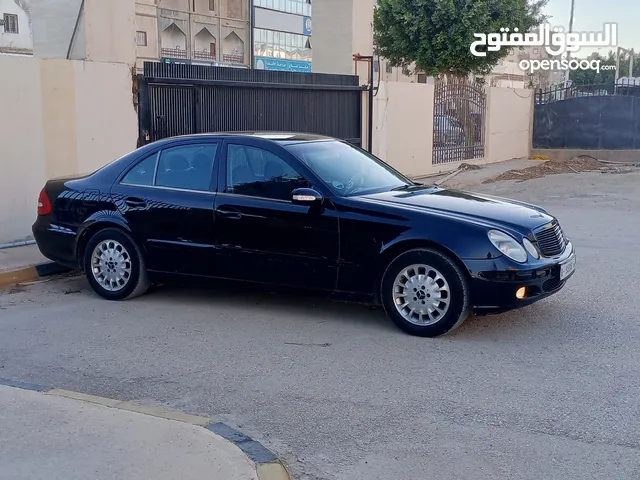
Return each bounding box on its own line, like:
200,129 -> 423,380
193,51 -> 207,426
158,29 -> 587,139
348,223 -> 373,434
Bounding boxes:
161,48 -> 187,59
160,48 -> 245,65
223,53 -> 244,64
194,51 -> 217,61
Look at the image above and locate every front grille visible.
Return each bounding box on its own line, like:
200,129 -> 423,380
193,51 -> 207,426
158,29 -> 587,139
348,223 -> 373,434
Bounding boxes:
534,220 -> 566,257
542,276 -> 563,292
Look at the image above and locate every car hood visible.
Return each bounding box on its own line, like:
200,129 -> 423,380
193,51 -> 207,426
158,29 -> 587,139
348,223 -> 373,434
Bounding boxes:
359,187 -> 553,232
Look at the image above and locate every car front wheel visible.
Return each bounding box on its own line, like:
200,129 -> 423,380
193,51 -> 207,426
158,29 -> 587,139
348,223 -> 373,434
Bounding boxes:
381,248 -> 471,337
83,228 -> 150,301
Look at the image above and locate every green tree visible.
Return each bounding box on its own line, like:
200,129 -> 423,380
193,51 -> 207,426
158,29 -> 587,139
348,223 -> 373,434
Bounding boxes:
373,0 -> 548,78
568,49 -> 637,85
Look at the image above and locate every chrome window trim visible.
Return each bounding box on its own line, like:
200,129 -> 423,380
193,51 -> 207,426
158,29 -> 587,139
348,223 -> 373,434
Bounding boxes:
117,183 -> 217,195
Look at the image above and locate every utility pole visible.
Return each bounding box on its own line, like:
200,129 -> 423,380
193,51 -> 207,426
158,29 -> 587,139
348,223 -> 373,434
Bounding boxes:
615,47 -> 635,83
563,0 -> 576,85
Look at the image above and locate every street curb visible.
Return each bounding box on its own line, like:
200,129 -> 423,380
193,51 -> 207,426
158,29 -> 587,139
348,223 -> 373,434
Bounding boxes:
0,377 -> 290,480
0,262 -> 73,288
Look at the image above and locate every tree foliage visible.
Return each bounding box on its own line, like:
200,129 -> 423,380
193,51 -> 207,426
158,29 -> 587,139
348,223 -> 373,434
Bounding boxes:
373,0 -> 548,77
569,50 -> 638,85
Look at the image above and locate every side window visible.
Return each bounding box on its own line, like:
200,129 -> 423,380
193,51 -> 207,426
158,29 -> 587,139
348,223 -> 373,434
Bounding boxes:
121,153 -> 158,186
155,144 -> 218,191
226,144 -> 309,201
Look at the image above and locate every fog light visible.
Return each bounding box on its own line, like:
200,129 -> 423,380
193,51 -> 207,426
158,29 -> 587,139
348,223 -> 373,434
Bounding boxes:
516,287 -> 526,299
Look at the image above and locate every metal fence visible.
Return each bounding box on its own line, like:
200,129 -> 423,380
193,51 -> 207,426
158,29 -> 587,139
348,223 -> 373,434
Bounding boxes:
138,61 -> 365,147
535,82 -> 640,105
533,82 -> 640,149
432,78 -> 486,165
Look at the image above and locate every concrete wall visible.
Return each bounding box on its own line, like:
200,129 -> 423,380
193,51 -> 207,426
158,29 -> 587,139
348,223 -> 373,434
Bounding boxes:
312,0 -> 353,75
485,87 -> 533,164
0,55 -> 137,244
30,0 -> 82,58
373,82 -> 434,178
83,0 -> 136,64
28,0 -> 135,64
372,82 -> 533,178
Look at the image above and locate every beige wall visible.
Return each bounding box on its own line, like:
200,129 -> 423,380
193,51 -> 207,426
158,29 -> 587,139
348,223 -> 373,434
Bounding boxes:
312,0 -> 354,75
0,56 -> 46,245
371,82 -> 533,178
373,82 -> 434,177
30,0 -> 136,65
84,0 -> 136,65
135,0 -> 160,70
484,86 -> 533,164
0,55 -> 138,244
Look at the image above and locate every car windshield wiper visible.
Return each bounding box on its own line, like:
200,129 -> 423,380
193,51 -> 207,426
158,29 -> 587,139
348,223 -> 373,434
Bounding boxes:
391,182 -> 424,191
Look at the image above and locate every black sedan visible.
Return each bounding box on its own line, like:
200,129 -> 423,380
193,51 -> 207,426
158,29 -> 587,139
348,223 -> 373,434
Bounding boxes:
32,133 -> 576,337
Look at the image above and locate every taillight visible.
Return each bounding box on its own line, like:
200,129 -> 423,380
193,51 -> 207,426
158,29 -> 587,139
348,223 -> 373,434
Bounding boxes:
37,188 -> 52,215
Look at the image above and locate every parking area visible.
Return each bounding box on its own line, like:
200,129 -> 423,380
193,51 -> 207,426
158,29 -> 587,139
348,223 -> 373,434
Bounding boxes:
1,170 -> 639,480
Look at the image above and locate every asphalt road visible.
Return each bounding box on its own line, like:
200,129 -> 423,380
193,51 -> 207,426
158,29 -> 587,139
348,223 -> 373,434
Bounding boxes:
1,171 -> 639,480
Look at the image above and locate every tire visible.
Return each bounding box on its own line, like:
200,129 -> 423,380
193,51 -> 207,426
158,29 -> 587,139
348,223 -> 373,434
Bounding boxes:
83,228 -> 150,301
380,248 -> 471,337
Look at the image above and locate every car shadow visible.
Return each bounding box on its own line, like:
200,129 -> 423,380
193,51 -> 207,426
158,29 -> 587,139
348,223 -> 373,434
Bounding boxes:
40,273 -> 562,339
142,277 -> 397,332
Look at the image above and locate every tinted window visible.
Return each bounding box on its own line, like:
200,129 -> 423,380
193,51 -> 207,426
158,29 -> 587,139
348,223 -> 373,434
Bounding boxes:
226,145 -> 309,201
286,140 -> 410,196
121,153 -> 157,186
155,144 -> 218,191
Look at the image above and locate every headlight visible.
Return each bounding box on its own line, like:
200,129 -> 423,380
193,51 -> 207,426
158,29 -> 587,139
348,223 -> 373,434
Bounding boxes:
488,230 -> 527,263
522,237 -> 540,259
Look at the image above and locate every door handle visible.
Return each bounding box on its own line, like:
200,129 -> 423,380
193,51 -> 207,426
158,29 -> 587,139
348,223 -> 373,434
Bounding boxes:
215,208 -> 242,220
124,197 -> 147,208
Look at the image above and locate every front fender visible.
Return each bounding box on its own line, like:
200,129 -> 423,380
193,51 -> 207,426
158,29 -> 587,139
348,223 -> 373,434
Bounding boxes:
380,218 -> 502,261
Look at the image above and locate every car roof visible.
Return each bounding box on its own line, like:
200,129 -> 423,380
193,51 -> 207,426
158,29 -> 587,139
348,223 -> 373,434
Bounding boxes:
157,132 -> 337,146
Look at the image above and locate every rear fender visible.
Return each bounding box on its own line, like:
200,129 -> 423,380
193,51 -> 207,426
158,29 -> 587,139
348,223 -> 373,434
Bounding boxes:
75,210 -> 134,265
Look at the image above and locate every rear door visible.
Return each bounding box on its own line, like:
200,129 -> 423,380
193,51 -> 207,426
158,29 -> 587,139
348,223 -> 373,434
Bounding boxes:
111,140 -> 221,277
213,139 -> 340,290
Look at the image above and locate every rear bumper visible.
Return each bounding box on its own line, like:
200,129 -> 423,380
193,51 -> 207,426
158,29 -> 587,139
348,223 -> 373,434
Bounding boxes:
32,219 -> 80,270
464,242 -> 576,311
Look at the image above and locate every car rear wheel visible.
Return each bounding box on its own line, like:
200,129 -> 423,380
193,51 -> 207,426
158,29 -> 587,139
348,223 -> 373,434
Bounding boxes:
381,248 -> 471,337
83,228 -> 150,301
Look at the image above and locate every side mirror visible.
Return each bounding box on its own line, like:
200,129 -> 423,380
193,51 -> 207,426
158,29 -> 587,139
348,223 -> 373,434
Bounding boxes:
292,188 -> 323,205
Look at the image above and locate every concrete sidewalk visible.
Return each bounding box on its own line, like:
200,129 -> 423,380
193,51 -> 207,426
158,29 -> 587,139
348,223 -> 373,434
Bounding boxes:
0,384 -> 284,480
0,243 -> 46,273
0,243 -> 64,287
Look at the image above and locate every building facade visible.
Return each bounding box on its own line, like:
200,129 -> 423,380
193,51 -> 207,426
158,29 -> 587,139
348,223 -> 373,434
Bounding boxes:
135,0 -> 251,72
0,0 -> 33,55
252,0 -> 312,72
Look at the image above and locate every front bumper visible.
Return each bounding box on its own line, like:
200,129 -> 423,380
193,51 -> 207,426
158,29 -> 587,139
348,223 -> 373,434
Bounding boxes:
463,242 -> 576,312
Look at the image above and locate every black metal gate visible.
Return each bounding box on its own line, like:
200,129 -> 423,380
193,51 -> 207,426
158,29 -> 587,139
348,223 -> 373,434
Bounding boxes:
432,77 -> 487,165
533,83 -> 640,149
137,62 -> 364,147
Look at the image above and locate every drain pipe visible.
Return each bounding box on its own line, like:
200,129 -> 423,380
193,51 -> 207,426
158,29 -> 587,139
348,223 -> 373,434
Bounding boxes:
0,239 -> 36,250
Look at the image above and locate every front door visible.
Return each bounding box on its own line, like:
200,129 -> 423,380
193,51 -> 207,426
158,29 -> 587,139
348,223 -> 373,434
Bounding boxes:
111,141 -> 220,276
214,141 -> 340,290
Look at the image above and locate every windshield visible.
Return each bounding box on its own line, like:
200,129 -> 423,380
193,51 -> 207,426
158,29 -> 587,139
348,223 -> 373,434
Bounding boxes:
285,140 -> 412,196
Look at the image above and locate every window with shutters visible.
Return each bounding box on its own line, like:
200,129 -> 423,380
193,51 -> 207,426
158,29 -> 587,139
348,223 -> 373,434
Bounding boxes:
3,14 -> 18,34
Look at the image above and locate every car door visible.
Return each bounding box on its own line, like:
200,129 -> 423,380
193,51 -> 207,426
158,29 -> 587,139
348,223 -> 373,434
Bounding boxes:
111,140 -> 220,277
214,140 -> 340,290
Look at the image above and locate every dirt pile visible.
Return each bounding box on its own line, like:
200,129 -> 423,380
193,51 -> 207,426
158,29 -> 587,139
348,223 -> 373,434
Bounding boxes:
459,163 -> 483,171
484,156 -> 605,183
